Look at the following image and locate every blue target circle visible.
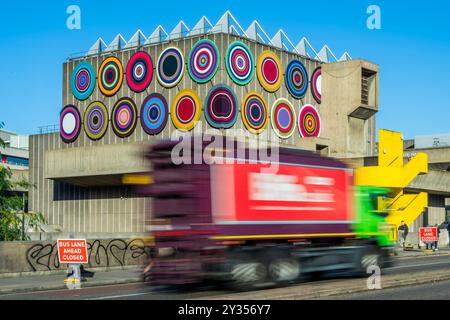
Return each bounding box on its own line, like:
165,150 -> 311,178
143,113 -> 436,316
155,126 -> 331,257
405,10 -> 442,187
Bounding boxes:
285,60 -> 308,99
140,93 -> 168,135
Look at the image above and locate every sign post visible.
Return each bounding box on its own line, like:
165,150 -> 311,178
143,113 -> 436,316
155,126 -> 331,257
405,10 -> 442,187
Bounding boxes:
57,239 -> 88,289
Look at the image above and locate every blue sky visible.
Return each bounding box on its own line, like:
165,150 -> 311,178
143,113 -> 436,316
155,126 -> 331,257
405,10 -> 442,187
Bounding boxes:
0,0 -> 449,138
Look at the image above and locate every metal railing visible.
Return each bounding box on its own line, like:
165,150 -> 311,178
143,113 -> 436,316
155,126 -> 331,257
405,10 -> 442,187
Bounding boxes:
38,124 -> 59,134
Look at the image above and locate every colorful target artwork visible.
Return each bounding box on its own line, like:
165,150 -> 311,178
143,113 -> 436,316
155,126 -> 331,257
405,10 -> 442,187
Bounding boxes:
157,47 -> 184,88
188,39 -> 219,83
171,89 -> 201,131
98,56 -> 124,96
204,85 -> 238,129
298,104 -> 321,138
225,41 -> 254,85
241,92 -> 268,134
111,97 -> 137,138
140,93 -> 168,135
257,51 -> 283,92
285,60 -> 308,99
311,67 -> 322,104
71,61 -> 96,101
84,101 -> 109,140
60,105 -> 81,143
271,98 -> 296,139
126,51 -> 153,92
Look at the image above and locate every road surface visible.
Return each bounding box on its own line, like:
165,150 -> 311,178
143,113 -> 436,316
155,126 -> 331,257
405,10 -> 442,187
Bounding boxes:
0,254 -> 449,300
321,280 -> 450,300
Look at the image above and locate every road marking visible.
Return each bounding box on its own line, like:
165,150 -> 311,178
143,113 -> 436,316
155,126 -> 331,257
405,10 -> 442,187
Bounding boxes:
86,292 -> 150,300
387,260 -> 450,270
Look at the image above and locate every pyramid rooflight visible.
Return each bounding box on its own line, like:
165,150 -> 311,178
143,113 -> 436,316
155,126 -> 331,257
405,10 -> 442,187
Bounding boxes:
83,11 -> 351,63
190,16 -> 213,36
124,30 -> 147,48
105,34 -> 126,52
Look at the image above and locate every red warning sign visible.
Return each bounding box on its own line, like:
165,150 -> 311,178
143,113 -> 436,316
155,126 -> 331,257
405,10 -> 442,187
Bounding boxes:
419,227 -> 438,242
57,239 -> 88,264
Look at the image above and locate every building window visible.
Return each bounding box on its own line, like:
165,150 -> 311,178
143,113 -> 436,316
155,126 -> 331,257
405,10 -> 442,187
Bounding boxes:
3,155 -> 28,166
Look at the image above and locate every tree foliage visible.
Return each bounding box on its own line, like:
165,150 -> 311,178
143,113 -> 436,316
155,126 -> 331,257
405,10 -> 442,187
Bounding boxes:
0,121 -> 6,148
0,121 -> 46,241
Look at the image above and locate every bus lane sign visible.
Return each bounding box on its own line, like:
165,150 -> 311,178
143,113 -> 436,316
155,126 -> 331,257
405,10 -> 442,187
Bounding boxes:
57,239 -> 88,264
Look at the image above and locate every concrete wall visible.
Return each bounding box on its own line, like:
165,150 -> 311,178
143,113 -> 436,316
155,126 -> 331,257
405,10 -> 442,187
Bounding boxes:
405,147 -> 450,165
321,60 -> 378,158
29,134 -> 151,233
409,195 -> 446,233
61,33 -> 324,151
0,237 -> 151,275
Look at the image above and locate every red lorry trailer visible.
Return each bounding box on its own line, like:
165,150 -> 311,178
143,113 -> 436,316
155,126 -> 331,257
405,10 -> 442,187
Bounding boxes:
141,137 -> 391,290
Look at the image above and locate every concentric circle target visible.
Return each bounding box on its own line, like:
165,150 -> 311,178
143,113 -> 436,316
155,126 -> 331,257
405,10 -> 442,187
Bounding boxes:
188,39 -> 219,83
225,41 -> 254,85
157,47 -> 184,88
140,93 -> 168,135
126,51 -> 153,92
298,104 -> 321,138
204,85 -> 238,129
271,98 -> 296,139
84,101 -> 109,140
60,105 -> 81,143
171,89 -> 201,131
311,67 -> 322,104
111,97 -> 137,138
98,56 -> 124,96
241,92 -> 268,134
285,60 -> 308,99
257,51 -> 282,92
71,61 -> 96,101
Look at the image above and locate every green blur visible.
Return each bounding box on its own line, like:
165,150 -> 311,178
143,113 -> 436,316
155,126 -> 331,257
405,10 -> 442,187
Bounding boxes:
353,186 -> 394,247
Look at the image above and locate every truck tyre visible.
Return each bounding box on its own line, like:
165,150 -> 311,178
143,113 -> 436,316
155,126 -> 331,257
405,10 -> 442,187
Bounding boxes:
267,256 -> 301,284
354,245 -> 382,276
226,252 -> 268,291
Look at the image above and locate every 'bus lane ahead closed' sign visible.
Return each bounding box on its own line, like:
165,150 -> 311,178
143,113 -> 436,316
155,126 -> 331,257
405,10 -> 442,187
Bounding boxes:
419,227 -> 438,242
57,239 -> 88,264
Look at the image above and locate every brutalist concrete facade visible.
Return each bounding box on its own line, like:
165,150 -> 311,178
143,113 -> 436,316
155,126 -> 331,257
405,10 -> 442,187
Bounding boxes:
29,32 -> 379,235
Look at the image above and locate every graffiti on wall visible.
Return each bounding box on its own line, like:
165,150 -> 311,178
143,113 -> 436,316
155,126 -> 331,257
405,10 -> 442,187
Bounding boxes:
26,238 -> 151,272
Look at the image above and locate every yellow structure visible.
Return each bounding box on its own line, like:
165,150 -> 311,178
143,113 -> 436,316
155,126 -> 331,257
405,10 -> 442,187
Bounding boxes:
355,130 -> 428,239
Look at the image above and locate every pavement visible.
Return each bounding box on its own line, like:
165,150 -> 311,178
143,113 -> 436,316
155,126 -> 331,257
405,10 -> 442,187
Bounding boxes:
394,247 -> 450,258
0,266 -> 142,295
0,248 -> 449,299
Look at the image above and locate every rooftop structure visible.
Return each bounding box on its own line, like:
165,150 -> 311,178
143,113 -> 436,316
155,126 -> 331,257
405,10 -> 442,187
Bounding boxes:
75,11 -> 352,64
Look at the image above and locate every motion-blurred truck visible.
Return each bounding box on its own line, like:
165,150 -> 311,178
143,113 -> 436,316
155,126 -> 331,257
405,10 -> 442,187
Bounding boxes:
138,137 -> 394,290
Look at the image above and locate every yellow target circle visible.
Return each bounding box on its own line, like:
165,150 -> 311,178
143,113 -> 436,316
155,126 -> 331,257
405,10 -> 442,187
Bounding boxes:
256,50 -> 283,92
241,92 -> 268,134
171,89 -> 202,131
98,56 -> 124,96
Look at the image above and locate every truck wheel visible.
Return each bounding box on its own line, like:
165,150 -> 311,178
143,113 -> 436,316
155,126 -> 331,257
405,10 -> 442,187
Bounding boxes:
354,246 -> 382,276
268,257 -> 301,284
227,252 -> 267,291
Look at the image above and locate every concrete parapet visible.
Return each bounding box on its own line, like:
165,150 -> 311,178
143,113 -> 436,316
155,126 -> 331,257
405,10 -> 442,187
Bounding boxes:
0,237 -> 152,275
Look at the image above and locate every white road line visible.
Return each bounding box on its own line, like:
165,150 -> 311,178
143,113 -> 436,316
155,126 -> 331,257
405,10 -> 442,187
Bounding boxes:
387,261 -> 450,270
86,292 -> 150,300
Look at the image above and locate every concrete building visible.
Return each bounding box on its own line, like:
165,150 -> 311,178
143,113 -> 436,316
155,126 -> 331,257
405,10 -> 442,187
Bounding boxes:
33,12 -> 445,239
0,129 -> 29,195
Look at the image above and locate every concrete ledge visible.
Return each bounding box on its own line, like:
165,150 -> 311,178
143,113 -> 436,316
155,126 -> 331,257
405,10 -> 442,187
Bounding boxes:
0,265 -> 141,279
0,275 -> 142,295
44,142 -> 151,185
